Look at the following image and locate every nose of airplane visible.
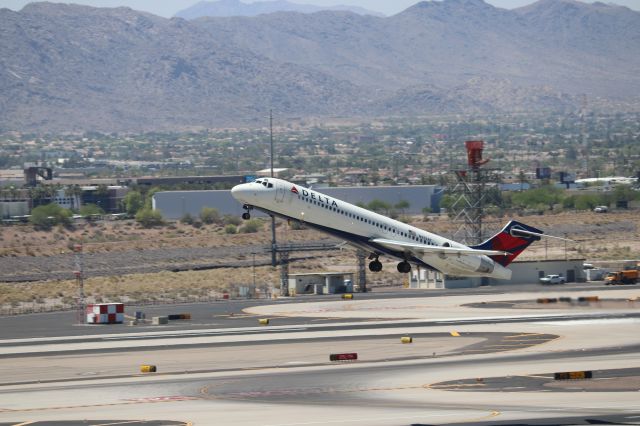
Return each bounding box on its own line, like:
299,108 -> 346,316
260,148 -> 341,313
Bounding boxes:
231,183 -> 251,203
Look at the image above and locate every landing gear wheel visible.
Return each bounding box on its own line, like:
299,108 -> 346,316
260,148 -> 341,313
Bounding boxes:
397,261 -> 411,274
242,205 -> 252,220
368,260 -> 383,272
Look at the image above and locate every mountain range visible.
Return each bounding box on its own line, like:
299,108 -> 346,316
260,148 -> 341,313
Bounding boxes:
175,0 -> 384,19
1,0 -> 639,133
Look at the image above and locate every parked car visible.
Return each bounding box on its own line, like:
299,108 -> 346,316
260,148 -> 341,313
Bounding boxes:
594,205 -> 608,213
540,274 -> 566,285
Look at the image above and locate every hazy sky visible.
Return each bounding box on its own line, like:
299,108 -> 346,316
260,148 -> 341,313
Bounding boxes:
2,0 -> 639,17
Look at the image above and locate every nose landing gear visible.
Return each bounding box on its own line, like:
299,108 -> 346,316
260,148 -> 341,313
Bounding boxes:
242,204 -> 252,220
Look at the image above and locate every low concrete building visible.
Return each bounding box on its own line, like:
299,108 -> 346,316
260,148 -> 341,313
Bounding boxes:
411,258 -> 587,289
288,272 -> 354,295
506,258 -> 586,284
0,200 -> 29,219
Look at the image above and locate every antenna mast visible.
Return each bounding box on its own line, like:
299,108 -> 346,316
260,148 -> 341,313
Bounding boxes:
269,109 -> 277,267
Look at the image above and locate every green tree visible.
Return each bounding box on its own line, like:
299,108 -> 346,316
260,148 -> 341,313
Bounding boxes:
511,185 -> 564,210
200,207 -> 220,224
123,191 -> 143,215
439,194 -> 456,214
135,208 -> 164,228
367,199 -> 391,214
30,204 -> 72,230
79,204 -> 105,221
562,195 -> 576,209
612,184 -> 637,204
574,194 -> 606,210
394,200 -> 410,215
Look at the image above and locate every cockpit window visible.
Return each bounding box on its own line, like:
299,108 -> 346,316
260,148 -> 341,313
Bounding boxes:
262,182 -> 267,187
256,179 -> 263,184
267,183 -> 273,188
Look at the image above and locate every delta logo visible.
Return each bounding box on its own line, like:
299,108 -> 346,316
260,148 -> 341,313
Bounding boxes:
292,185 -> 338,207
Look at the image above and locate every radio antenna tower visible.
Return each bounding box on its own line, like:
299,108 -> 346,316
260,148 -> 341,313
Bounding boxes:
447,141 -> 502,245
269,109 -> 277,267
73,243 -> 85,324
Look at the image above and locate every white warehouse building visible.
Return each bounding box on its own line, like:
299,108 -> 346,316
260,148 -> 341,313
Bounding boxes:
153,185 -> 444,220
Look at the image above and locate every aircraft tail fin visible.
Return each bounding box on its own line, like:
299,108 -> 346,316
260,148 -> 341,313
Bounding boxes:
471,220 -> 543,267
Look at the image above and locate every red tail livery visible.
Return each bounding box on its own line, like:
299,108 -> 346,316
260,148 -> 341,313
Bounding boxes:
471,220 -> 542,267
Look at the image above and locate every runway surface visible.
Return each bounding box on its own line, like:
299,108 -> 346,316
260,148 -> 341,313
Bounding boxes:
1,285 -> 639,425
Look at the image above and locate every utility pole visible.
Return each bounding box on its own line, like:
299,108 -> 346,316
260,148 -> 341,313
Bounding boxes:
252,252 -> 256,288
270,109 -> 277,267
74,243 -> 85,325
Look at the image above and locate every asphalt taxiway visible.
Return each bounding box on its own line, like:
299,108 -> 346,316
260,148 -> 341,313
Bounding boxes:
1,284 -> 639,425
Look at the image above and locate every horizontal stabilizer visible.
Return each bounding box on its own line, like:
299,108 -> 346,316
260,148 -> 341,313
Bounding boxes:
511,227 -> 574,242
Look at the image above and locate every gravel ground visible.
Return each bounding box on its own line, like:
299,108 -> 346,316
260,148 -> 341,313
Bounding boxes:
1,210 -> 638,283
0,240 -> 338,282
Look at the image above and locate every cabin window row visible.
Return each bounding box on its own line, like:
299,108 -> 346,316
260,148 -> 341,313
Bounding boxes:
297,195 -> 433,245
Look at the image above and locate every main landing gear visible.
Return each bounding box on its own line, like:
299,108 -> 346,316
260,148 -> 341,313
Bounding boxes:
242,204 -> 252,220
368,254 -> 382,272
367,256 -> 412,274
397,261 -> 411,274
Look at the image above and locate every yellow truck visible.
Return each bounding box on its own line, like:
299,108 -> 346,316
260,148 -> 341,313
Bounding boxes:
605,270 -> 639,285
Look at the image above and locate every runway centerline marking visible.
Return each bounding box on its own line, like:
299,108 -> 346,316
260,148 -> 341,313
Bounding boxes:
100,327 -> 309,340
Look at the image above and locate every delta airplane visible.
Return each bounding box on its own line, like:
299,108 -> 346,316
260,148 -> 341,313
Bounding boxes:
231,177 -> 556,280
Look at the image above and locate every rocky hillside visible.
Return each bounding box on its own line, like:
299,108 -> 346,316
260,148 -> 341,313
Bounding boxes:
1,0 -> 639,132
175,0 -> 384,19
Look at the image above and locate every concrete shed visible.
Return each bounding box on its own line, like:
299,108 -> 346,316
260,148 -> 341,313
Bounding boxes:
288,272 -> 354,295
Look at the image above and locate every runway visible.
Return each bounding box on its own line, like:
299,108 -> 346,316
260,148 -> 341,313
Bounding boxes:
1,286 -> 639,425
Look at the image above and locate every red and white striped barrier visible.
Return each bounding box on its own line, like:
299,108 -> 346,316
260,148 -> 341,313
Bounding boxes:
86,303 -> 124,324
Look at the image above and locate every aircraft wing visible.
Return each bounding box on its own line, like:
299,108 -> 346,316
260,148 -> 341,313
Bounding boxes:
371,238 -> 510,257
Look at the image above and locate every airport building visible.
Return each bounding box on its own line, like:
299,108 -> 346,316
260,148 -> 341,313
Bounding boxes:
152,185 -> 443,220
411,258 -> 587,289
288,272 -> 355,295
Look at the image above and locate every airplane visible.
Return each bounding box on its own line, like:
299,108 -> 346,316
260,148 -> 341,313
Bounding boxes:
231,177 -> 561,280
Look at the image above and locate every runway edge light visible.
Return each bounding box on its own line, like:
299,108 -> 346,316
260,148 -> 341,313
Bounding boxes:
450,331 -> 461,337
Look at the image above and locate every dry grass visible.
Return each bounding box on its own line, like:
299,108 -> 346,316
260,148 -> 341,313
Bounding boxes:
0,265 -> 281,308
1,209 -> 638,309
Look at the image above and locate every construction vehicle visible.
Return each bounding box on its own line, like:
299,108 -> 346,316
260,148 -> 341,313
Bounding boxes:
605,270 -> 639,285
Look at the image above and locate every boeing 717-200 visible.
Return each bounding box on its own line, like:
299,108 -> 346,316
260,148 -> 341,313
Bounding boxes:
231,177 -> 559,280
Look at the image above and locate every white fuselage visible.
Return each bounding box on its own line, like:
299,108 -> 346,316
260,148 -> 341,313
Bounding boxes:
231,178 -> 511,279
